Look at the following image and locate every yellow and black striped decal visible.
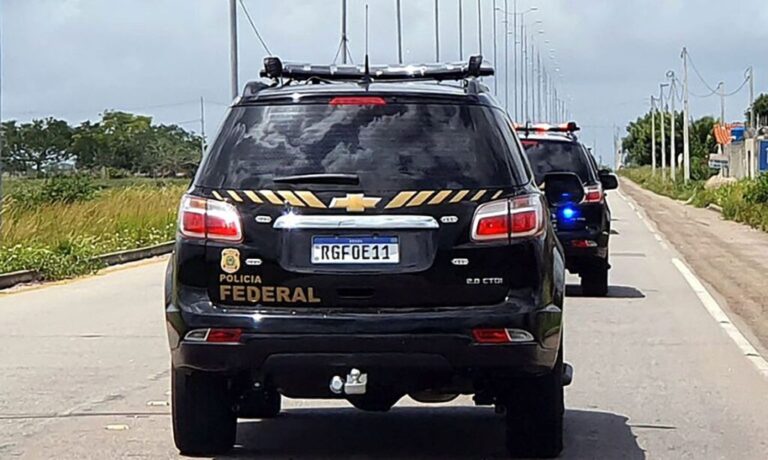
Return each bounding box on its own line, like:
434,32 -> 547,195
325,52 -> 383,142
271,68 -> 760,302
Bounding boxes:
211,189 -> 506,211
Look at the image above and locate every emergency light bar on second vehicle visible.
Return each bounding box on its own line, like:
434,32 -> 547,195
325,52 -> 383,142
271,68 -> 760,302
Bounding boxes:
515,122 -> 581,135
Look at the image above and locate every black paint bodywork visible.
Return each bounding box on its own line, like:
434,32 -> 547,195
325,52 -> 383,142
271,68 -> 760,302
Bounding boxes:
165,82 -> 566,399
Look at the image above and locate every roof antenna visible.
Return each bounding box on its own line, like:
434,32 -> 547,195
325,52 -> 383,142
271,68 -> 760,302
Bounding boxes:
362,3 -> 372,83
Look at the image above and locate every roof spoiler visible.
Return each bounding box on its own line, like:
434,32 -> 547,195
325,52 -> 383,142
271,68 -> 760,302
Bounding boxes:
260,55 -> 494,82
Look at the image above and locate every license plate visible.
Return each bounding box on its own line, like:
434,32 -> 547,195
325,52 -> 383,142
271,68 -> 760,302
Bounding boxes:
311,236 -> 399,264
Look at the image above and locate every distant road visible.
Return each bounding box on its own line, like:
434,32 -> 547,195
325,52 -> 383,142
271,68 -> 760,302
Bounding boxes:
1,192 -> 768,459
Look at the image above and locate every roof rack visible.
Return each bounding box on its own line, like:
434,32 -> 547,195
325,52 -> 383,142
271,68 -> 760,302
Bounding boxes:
260,55 -> 494,83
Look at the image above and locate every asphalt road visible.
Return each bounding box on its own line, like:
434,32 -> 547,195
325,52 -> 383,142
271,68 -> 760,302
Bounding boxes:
2,192 -> 768,459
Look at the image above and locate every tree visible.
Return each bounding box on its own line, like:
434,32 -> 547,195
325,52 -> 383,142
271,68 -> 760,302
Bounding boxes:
623,110 -> 716,180
746,93 -> 768,126
1,118 -> 73,174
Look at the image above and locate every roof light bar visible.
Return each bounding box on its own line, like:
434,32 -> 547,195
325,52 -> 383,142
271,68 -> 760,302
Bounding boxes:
515,122 -> 581,133
260,55 -> 494,82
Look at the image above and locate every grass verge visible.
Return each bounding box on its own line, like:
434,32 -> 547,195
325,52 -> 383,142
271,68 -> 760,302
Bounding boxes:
1,181 -> 187,280
619,167 -> 768,232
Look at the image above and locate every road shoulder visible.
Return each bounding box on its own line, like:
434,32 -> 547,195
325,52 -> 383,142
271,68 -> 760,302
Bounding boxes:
620,178 -> 768,357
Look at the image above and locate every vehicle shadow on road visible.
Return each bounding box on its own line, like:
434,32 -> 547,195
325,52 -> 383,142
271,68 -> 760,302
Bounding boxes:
566,284 -> 645,299
218,406 -> 644,459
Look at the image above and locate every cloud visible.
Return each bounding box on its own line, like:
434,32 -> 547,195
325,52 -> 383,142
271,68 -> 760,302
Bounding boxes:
2,0 -> 766,165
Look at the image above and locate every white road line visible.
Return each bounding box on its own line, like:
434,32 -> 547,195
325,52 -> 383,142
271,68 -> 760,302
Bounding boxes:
672,258 -> 768,380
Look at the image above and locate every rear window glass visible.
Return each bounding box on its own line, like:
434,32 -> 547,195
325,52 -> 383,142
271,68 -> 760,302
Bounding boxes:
196,103 -> 527,190
521,139 -> 594,184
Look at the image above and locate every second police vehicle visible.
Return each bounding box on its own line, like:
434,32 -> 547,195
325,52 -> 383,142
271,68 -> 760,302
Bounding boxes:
518,123 -> 619,296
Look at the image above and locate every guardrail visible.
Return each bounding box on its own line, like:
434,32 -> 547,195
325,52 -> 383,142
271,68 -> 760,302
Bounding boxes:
0,241 -> 174,291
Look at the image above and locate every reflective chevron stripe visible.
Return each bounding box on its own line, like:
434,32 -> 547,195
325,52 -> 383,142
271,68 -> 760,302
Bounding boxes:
243,191 -> 263,204
406,191 -> 434,207
277,191 -> 305,207
226,190 -> 244,202
471,190 -> 487,201
385,191 -> 417,209
296,191 -> 326,208
259,190 -> 283,205
449,190 -> 470,203
428,190 -> 452,205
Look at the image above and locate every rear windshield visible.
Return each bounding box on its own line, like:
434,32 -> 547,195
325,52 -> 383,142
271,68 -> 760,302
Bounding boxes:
521,139 -> 595,184
196,102 -> 528,190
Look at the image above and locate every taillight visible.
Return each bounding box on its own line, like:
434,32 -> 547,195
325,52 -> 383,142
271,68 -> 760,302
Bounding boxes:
184,328 -> 243,344
583,184 -> 604,203
178,195 -> 243,242
471,195 -> 544,242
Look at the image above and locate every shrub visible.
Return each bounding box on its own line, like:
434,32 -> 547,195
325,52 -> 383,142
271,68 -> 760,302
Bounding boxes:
744,174 -> 768,204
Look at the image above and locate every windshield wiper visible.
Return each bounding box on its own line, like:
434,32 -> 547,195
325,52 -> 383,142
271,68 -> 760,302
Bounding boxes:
273,173 -> 360,185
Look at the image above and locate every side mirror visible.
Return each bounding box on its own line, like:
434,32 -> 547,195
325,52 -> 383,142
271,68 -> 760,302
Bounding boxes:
544,172 -> 585,206
599,172 -> 619,191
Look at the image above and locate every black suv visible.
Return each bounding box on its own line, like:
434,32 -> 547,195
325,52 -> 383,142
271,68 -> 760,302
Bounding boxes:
165,57 -> 577,458
519,124 -> 618,296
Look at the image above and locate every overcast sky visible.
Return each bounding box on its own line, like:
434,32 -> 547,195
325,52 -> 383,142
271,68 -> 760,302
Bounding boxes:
2,0 -> 767,165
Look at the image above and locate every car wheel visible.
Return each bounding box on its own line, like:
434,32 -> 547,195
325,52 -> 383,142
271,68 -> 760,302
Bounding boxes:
348,393 -> 402,412
503,347 -> 564,458
172,368 -> 237,456
237,386 -> 282,419
581,262 -> 608,296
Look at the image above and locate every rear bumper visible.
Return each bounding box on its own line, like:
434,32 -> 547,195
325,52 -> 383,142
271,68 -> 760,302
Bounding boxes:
166,288 -> 562,381
557,229 -> 609,267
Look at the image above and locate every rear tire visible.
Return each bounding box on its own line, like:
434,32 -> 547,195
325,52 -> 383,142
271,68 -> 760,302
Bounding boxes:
581,262 -> 608,297
237,387 -> 282,419
502,348 -> 564,458
348,393 -> 402,412
172,369 -> 237,456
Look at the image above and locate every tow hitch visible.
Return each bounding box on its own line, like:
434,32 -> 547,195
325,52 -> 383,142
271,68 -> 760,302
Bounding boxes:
329,368 -> 368,395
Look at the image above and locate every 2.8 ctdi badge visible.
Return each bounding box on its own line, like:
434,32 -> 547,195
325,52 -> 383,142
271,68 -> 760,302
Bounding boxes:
220,248 -> 241,274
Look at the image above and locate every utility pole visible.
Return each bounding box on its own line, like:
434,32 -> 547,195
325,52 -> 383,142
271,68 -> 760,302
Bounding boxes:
668,71 -> 676,181
200,97 -> 206,157
0,1 -> 3,231
504,0 -> 509,112
458,0 -> 464,60
651,96 -> 657,175
522,25 -> 527,120
718,81 -> 726,124
396,0 -> 403,64
682,48 -> 690,183
341,0 -> 350,64
434,0 -> 441,61
229,0 -> 239,99
512,0 -> 517,119
749,67 -> 755,130
660,83 -> 668,174
536,50 -> 542,121
492,0 -> 497,94
477,0 -> 482,55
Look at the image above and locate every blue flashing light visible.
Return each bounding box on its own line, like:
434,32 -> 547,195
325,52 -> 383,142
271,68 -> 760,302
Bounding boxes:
560,206 -> 579,221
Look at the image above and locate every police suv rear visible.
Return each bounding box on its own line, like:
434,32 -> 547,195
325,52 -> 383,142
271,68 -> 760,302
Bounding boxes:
519,123 -> 619,296
165,56 -> 577,458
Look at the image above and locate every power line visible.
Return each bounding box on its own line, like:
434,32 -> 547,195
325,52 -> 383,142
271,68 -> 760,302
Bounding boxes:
724,76 -> 749,97
238,0 -> 273,56
686,51 -> 719,93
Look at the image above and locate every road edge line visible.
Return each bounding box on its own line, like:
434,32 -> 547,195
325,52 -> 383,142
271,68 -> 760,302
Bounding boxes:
671,258 -> 768,380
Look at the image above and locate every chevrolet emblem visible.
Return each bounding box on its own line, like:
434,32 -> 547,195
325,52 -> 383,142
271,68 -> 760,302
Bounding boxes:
329,194 -> 381,213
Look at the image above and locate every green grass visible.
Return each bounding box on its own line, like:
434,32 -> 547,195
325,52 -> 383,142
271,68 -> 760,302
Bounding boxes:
0,180 -> 187,280
619,167 -> 768,232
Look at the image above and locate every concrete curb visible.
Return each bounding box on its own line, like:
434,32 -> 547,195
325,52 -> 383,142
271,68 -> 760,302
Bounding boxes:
0,241 -> 174,291
706,203 -> 724,214
0,270 -> 41,290
97,242 -> 175,266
